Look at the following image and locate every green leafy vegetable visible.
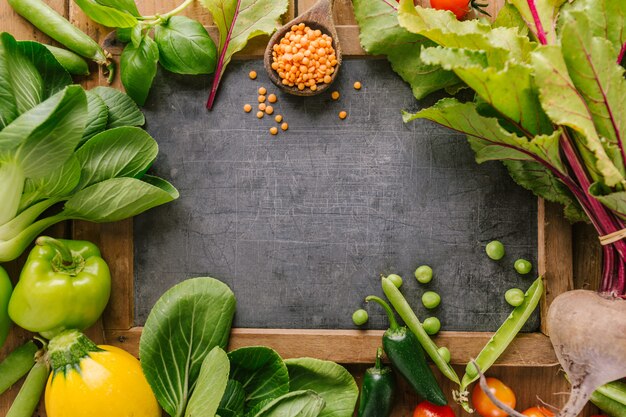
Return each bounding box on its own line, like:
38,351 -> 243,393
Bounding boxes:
252,390 -> 326,417
184,347 -> 230,417
218,379 -> 246,416
285,358 -> 358,417
91,86 -> 145,128
120,34 -> 159,105
228,346 -> 290,411
155,16 -> 217,75
351,0 -> 459,99
140,277 -> 236,417
202,0 -> 289,109
73,0 -> 138,28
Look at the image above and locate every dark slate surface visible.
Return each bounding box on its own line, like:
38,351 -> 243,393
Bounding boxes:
134,59 -> 539,332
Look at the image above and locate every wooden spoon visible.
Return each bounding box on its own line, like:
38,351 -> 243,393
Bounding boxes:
263,0 -> 342,96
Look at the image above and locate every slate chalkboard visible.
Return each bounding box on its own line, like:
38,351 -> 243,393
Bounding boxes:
134,59 -> 539,332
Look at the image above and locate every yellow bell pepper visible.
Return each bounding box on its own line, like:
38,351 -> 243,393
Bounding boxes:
45,330 -> 159,417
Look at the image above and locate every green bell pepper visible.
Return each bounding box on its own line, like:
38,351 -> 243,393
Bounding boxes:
8,236 -> 111,339
0,266 -> 12,349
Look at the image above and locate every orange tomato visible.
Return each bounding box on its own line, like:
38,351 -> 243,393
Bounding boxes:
522,407 -> 555,417
472,377 -> 516,417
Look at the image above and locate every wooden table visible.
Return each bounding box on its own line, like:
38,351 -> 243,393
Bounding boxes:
0,0 -> 603,415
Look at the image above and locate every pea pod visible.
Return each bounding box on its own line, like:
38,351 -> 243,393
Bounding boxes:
7,0 -> 114,81
460,277 -> 543,393
0,341 -> 38,395
43,45 -> 90,75
6,355 -> 50,417
381,277 -> 460,385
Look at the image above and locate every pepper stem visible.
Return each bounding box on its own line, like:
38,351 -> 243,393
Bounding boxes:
365,296 -> 400,331
375,347 -> 383,370
36,236 -> 74,267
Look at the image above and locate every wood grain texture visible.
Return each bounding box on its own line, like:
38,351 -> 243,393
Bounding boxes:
538,200 -> 574,335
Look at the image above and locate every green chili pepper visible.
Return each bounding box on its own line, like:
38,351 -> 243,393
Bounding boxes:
381,278 -> 460,385
0,341 -> 38,396
7,0 -> 114,81
0,266 -> 12,350
366,295 -> 447,406
460,277 -> 543,393
357,347 -> 395,417
6,354 -> 50,417
8,236 -> 111,339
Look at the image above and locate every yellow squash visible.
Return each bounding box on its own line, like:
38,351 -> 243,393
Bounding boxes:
45,330 -> 160,417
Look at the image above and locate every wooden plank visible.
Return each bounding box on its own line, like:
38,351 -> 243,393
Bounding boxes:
573,223 -> 603,291
538,199 -> 574,335
105,328 -> 558,366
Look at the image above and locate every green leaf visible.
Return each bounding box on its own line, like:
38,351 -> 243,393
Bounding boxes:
95,0 -> 140,16
252,391 -> 325,417
493,3 -> 528,35
531,45 -> 624,186
0,33 -> 71,127
120,35 -> 159,105
285,358 -> 358,417
560,0 -> 626,52
420,46 -> 552,136
228,346 -> 290,411
74,126 -> 158,189
185,347 -> 230,417
73,0 -> 138,28
403,98 -> 565,172
62,176 -> 178,222
590,183 -> 626,219
139,277 -> 236,417
509,0 -> 566,44
201,0 -> 288,107
351,0 -> 459,99
155,16 -> 217,75
219,379 -> 246,415
560,14 -> 626,157
21,155 -> 81,205
504,160 -> 586,223
81,90 -> 109,145
397,0 -> 533,62
91,86 -> 145,128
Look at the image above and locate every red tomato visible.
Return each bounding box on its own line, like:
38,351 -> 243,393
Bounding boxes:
471,377 -> 516,417
522,407 -> 554,417
522,407 -> 555,417
430,0 -> 470,19
413,401 -> 455,417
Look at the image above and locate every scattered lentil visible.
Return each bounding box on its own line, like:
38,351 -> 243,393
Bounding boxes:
339,110 -> 347,120
258,103 -> 267,111
275,115 -> 283,123
354,81 -> 362,90
265,105 -> 274,115
243,104 -> 252,113
256,111 -> 264,119
331,91 -> 340,100
249,70 -> 257,80
270,127 -> 278,135
281,122 -> 289,131
258,87 -> 267,95
258,95 -> 266,103
268,94 -> 277,103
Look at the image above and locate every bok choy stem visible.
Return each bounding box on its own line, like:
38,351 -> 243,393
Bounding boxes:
0,198 -> 63,241
0,162 -> 26,226
0,214 -> 69,263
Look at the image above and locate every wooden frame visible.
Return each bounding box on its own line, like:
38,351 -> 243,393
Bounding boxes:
1,0 -> 592,415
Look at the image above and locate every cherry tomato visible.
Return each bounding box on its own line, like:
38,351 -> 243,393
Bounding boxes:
471,377 -> 516,417
413,401 -> 455,417
430,0 -> 470,19
522,407 -> 555,417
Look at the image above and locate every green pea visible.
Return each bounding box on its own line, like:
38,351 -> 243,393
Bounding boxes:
423,317 -> 441,335
437,346 -> 451,363
514,258 -> 532,275
505,288 -> 525,307
352,309 -> 369,326
414,265 -> 433,284
386,274 -> 403,288
485,240 -> 505,260
422,291 -> 441,309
